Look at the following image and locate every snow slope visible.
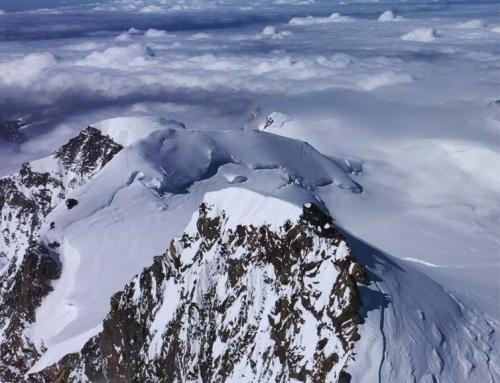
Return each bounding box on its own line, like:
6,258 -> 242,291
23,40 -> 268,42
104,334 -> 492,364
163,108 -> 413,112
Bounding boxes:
30,122 -> 360,371
345,231 -> 499,382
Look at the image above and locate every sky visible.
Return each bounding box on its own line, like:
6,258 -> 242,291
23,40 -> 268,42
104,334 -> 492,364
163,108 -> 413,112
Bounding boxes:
0,0 -> 93,11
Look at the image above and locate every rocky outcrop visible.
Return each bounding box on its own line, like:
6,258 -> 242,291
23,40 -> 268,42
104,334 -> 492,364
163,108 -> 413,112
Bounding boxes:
0,127 -> 122,268
54,127 -> 123,187
0,127 -> 123,381
0,244 -> 60,382
35,201 -> 367,383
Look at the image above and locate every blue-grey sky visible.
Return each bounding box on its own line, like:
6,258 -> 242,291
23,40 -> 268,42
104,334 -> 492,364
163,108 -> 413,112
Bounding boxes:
0,0 -> 95,11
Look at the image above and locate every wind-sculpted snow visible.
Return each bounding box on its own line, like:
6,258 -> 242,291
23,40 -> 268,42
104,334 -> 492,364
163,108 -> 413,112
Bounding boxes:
32,189 -> 368,382
118,127 -> 361,194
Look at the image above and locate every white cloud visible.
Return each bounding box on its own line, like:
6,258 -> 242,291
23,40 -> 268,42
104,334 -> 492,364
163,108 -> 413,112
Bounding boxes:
145,29 -> 168,38
115,32 -> 133,41
64,42 -> 101,51
262,26 -> 277,36
140,5 -> 164,13
401,27 -> 438,42
115,27 -> 144,41
378,10 -> 403,22
191,32 -> 210,39
261,26 -> 291,39
0,52 -> 59,87
454,19 -> 484,29
358,71 -> 413,91
289,13 -> 353,26
75,45 -> 156,68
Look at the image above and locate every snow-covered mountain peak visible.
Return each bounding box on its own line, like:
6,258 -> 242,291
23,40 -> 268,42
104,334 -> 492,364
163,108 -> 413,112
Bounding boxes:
28,126 -> 123,190
112,127 -> 362,195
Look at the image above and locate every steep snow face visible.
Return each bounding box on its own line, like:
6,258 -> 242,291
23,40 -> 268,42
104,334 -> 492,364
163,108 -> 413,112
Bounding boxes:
344,232 -> 500,383
31,192 -> 367,383
91,116 -> 185,146
30,127 -> 361,371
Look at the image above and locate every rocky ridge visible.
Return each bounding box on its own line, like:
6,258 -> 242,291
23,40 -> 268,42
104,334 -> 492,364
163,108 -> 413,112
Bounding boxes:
0,127 -> 123,381
33,192 -> 367,383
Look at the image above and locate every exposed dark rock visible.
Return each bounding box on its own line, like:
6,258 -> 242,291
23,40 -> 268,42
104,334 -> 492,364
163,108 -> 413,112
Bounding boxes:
0,244 -> 60,381
55,127 -> 123,180
338,370 -> 352,383
34,201 -> 367,383
66,198 -> 79,209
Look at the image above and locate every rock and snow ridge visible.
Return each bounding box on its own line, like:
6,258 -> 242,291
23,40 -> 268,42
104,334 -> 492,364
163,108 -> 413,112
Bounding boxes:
0,126 -> 123,381
32,190 -> 368,382
0,116 -> 498,382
